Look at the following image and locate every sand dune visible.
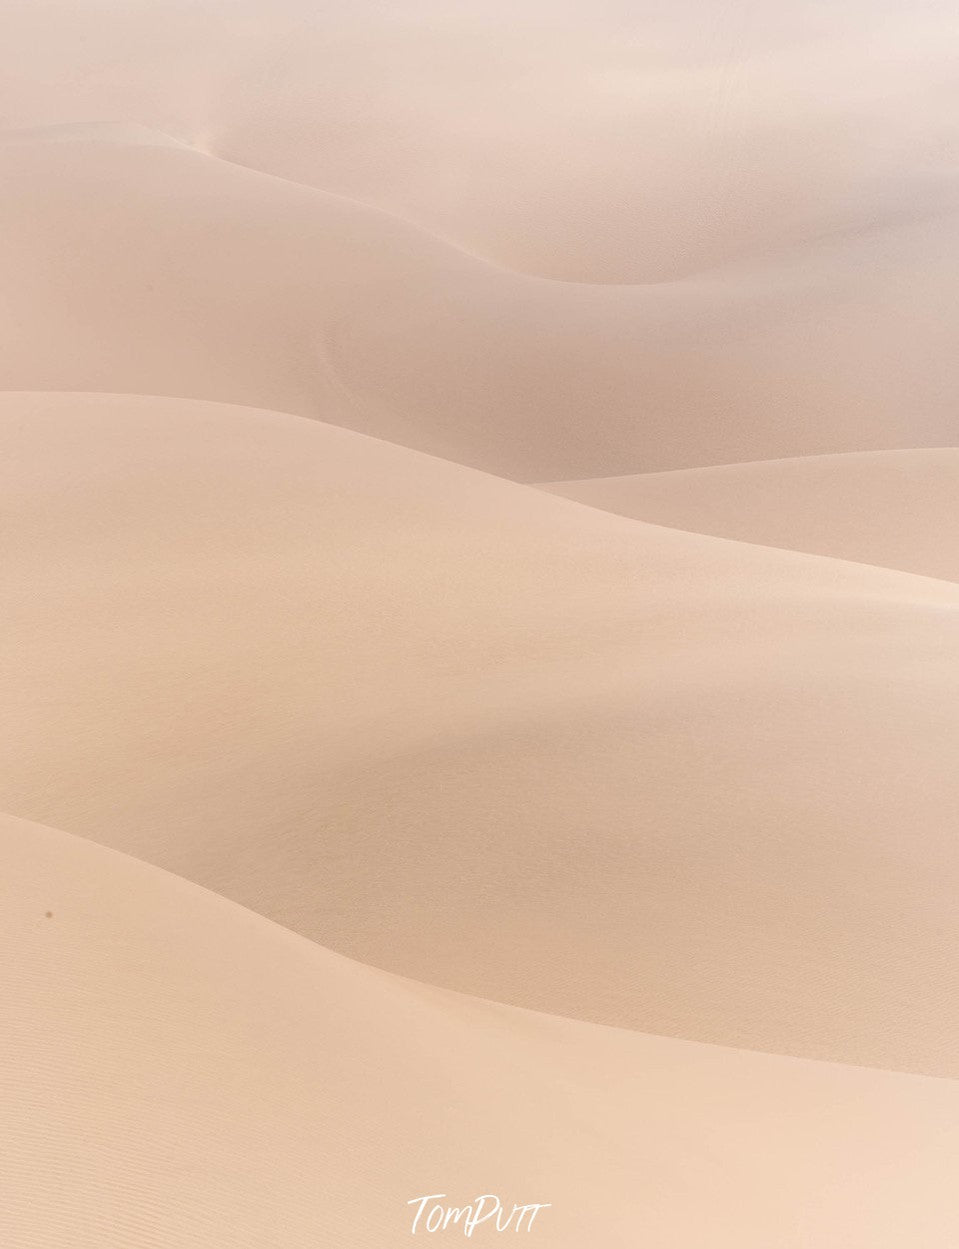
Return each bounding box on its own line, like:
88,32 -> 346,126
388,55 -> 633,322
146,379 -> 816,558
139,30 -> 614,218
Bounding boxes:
543,449 -> 959,582
2,0 -> 958,282
2,128 -> 959,479
3,390 -> 959,1075
3,808 -> 959,1248
2,1 -> 958,1239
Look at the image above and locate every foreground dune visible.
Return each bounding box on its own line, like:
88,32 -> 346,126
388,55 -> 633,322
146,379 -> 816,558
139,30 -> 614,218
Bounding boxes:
542,449 -> 959,582
2,128 -> 959,479
3,391 -> 959,1076
3,808 -> 959,1248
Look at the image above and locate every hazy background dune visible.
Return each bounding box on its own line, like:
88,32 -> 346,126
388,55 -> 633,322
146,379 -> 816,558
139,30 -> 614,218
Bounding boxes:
2,0 -> 959,282
1,127 -> 958,479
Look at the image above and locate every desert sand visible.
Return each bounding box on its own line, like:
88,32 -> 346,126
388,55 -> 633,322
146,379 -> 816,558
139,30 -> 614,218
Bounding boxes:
1,0 -> 957,1245
5,809 -> 959,1248
542,450 -> 959,582
3,389 -> 959,1078
1,124 -> 959,479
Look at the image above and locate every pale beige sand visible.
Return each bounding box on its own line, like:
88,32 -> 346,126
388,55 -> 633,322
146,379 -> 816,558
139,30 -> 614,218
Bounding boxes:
2,0 -> 958,1237
3,391 -> 959,1076
2,127 -> 959,479
2,0 -> 957,282
4,808 -> 959,1249
542,450 -> 959,582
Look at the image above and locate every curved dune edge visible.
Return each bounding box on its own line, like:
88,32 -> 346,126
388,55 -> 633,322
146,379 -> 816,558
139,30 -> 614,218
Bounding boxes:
0,121 -> 194,149
2,1 -> 958,284
3,807 -> 959,1248
0,121 -> 506,271
540,449 -> 959,583
2,3 -> 957,1240
3,128 -> 959,478
4,390 -> 959,1075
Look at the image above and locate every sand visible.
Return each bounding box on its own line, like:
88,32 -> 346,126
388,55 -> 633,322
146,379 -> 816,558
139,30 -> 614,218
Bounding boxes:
4,809 -> 959,1249
3,0 -> 958,283
2,389 -> 959,1078
1,126 -> 959,479
542,450 -> 959,582
1,1 -> 958,1244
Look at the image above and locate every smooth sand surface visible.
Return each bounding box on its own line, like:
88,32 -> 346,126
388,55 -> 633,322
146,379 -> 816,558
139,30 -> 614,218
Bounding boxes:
3,391 -> 959,1076
542,450 -> 959,582
2,1 -> 958,1241
2,127 -> 959,479
4,809 -> 959,1249
2,0 -> 958,282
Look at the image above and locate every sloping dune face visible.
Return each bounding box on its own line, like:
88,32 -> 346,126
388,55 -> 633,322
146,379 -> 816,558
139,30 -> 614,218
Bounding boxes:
1,0 -> 958,283
5,810 -> 959,1249
542,450 -> 959,582
2,391 -> 959,1076
1,128 -> 959,479
2,0 -> 959,1242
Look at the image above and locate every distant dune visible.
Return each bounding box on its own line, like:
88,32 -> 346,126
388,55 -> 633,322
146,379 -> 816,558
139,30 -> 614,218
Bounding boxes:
542,449 -> 959,582
2,129 -> 959,479
3,0 -> 958,283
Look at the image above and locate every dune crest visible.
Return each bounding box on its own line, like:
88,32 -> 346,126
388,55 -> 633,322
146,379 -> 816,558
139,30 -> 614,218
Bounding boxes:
2,0 -> 958,282
2,129 -> 959,478
542,449 -> 959,582
3,391 -> 959,1075
3,808 -> 959,1248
